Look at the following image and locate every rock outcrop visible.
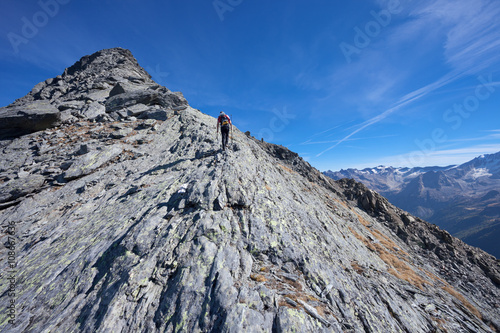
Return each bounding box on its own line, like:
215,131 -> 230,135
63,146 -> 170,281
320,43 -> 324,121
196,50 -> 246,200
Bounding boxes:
0,47 -> 187,138
0,48 -> 499,333
0,101 -> 61,139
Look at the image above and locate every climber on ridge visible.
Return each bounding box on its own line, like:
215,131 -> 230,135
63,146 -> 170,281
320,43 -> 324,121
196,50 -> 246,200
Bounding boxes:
216,111 -> 232,151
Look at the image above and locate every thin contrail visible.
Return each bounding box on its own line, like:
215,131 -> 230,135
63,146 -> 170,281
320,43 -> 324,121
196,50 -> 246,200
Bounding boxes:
316,69 -> 467,157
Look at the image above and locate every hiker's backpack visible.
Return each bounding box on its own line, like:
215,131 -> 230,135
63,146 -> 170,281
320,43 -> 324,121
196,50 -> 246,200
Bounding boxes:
221,115 -> 230,126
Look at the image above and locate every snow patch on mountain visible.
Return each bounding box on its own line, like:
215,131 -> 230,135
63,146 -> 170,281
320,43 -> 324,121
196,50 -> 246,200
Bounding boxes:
466,168 -> 492,180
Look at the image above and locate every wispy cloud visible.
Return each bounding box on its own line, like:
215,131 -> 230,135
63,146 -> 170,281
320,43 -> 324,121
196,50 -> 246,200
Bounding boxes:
401,144 -> 500,166
364,144 -> 500,168
448,130 -> 500,143
316,0 -> 500,157
302,134 -> 397,146
413,0 -> 500,72
315,71 -> 459,156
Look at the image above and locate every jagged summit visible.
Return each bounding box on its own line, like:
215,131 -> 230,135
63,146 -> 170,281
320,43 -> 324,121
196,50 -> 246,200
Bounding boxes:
0,49 -> 500,332
11,48 -> 153,107
0,48 -> 186,139
63,47 -> 151,79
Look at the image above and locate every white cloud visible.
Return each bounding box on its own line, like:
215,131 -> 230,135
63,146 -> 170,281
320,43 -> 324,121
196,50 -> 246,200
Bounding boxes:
411,0 -> 500,72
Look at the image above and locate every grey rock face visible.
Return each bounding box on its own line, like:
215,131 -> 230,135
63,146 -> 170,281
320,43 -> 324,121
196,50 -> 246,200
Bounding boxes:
0,174 -> 46,204
64,144 -> 124,180
0,48 -> 499,333
0,101 -> 61,138
81,102 -> 106,120
105,86 -> 186,113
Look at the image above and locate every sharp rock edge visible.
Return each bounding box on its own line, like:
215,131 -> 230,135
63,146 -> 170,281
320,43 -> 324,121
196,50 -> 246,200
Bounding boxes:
0,48 -> 499,333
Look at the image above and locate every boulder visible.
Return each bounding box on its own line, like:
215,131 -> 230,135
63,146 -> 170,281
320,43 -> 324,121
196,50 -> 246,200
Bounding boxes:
0,100 -> 61,137
111,128 -> 133,139
109,82 -> 128,97
82,102 -> 106,120
0,174 -> 46,203
57,100 -> 85,111
126,103 -> 150,116
105,87 -> 188,113
105,89 -> 161,112
137,109 -> 169,121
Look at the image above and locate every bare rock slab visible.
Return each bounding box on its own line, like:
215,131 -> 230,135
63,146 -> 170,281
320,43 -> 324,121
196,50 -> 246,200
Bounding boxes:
64,145 -> 123,180
0,101 -> 61,137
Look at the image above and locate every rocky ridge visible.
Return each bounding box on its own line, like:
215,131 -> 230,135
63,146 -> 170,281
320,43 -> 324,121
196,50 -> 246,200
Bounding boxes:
325,154 -> 500,258
0,48 -> 499,332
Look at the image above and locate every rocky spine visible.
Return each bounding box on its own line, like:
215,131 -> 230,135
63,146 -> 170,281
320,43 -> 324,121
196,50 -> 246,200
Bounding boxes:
0,48 -> 499,332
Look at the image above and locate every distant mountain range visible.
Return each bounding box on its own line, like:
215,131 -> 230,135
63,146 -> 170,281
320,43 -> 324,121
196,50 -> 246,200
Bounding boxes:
325,152 -> 500,258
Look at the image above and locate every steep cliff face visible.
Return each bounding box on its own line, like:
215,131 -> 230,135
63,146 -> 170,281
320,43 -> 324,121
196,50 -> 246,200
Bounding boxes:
1,48 -> 499,333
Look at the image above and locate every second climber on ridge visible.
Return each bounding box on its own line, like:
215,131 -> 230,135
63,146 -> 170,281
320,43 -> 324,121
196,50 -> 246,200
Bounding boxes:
216,111 -> 232,151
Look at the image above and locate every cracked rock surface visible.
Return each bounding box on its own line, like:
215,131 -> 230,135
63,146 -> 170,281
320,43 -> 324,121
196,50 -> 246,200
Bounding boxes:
0,48 -> 499,333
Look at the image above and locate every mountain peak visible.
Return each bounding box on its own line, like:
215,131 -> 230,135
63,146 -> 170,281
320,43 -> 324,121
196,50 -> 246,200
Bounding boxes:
9,47 -> 154,109
1,48 -> 186,139
62,47 -> 151,81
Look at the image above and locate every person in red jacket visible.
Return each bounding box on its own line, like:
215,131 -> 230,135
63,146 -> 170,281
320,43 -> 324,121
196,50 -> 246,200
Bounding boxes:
217,111 -> 232,151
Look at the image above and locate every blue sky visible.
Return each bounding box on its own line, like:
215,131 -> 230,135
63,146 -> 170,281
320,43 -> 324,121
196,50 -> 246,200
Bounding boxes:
1,0 -> 499,171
